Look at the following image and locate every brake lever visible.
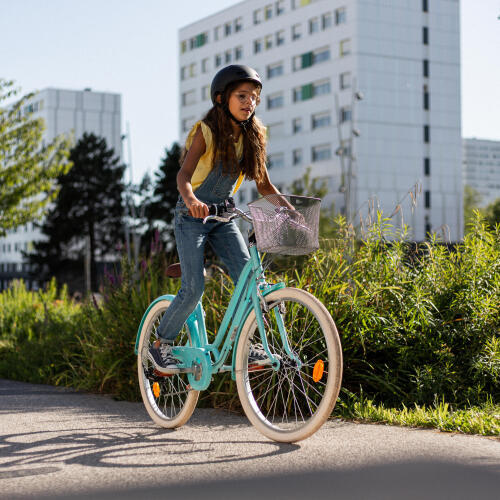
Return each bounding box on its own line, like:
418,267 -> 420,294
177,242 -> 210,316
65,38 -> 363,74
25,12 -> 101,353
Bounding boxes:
203,213 -> 237,224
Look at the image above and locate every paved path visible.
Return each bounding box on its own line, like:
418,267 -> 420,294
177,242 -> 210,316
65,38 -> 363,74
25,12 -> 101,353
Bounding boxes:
0,378 -> 499,499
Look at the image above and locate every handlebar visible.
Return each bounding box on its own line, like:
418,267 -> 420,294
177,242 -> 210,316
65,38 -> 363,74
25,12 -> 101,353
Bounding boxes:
203,198 -> 252,224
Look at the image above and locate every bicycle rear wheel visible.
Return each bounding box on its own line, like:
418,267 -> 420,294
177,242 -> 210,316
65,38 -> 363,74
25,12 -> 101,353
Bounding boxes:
137,299 -> 199,428
235,287 -> 342,442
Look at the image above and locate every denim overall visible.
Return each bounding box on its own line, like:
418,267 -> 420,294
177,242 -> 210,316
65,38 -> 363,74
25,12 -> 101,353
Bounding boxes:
157,162 -> 250,342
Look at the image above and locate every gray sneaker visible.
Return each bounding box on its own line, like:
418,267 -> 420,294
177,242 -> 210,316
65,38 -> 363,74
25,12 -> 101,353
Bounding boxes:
248,343 -> 273,366
148,339 -> 179,373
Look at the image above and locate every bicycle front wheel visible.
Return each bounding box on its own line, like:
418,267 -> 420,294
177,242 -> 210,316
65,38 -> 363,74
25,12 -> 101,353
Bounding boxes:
137,299 -> 199,428
235,287 -> 342,442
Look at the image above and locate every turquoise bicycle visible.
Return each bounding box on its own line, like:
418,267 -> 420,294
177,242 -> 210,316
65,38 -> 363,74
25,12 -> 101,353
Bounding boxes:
135,194 -> 342,443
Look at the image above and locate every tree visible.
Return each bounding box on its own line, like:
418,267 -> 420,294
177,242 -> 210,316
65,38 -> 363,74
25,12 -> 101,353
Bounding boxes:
0,79 -> 72,236
464,185 -> 483,232
143,142 -> 181,252
483,197 -> 500,229
29,133 -> 125,291
287,166 -> 338,241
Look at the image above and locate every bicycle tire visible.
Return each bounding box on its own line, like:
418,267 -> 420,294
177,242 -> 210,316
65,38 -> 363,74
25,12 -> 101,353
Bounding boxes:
235,287 -> 342,442
137,299 -> 199,428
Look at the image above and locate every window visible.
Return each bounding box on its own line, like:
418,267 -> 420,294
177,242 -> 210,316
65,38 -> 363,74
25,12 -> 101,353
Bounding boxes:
253,9 -> 261,24
225,23 -> 232,36
214,26 -> 221,41
201,85 -> 210,101
309,17 -> 319,33
335,7 -> 346,24
225,50 -> 232,63
425,190 -> 431,208
235,46 -> 243,60
423,26 -> 429,45
322,12 -> 332,29
268,153 -> 284,169
267,93 -> 284,109
235,17 -> 243,32
313,46 -> 330,64
190,32 -> 208,49
254,39 -> 262,54
267,62 -> 284,79
423,0 -> 428,12
265,35 -> 273,50
424,125 -> 430,143
423,85 -> 430,110
314,80 -> 331,97
238,189 -> 247,204
292,23 -> 301,40
425,215 -> 431,235
424,157 -> 430,176
312,144 -> 331,162
293,117 -> 302,133
293,149 -> 302,165
201,58 -> 209,73
276,30 -> 285,46
312,112 -> 331,129
189,62 -> 196,77
423,59 -> 429,77
180,66 -> 187,81
267,122 -> 284,138
215,54 -> 222,67
182,90 -> 196,106
340,106 -> 351,122
265,4 -> 273,20
182,117 -> 195,132
340,71 -> 351,89
181,40 -> 187,53
294,52 -> 312,70
294,86 -> 309,102
340,39 -> 351,56
294,47 -> 330,70
276,0 -> 285,15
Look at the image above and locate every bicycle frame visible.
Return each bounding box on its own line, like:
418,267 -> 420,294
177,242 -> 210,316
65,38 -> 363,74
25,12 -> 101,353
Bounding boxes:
134,243 -> 293,391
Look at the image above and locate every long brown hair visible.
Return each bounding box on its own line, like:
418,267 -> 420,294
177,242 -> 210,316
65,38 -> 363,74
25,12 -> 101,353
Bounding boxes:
183,82 -> 267,184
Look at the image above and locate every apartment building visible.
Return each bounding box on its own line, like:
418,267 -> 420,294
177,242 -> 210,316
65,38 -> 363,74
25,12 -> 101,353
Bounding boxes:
463,138 -> 500,208
179,0 -> 462,241
0,88 -> 122,290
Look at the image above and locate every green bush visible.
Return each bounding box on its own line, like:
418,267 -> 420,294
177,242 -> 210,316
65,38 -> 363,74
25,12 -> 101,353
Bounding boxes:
0,278 -> 81,383
0,213 -> 498,416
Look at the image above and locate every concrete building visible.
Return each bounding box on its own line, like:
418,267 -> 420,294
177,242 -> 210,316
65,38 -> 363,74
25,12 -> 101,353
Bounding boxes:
463,138 -> 500,208
0,88 -> 122,290
178,0 -> 462,241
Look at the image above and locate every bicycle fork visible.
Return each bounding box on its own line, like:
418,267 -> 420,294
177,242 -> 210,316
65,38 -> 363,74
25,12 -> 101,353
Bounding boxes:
251,287 -> 303,370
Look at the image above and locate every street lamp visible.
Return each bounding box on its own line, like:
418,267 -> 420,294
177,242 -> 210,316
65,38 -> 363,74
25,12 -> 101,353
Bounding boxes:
334,77 -> 363,223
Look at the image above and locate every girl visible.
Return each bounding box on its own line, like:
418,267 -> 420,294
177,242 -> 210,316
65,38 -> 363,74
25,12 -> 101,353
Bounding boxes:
149,65 -> 282,372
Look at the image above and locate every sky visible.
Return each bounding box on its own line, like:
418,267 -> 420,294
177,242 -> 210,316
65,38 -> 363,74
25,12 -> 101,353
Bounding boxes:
1,0 -> 499,184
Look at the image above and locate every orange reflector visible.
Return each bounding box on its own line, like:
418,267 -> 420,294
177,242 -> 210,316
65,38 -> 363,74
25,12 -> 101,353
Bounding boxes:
152,382 -> 160,398
313,359 -> 324,382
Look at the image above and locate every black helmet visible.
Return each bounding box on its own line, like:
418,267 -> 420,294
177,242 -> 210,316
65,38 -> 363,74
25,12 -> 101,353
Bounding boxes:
210,65 -> 262,105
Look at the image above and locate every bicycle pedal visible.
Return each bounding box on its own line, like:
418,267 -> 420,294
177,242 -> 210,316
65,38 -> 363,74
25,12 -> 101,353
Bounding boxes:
153,368 -> 177,377
248,363 -> 268,372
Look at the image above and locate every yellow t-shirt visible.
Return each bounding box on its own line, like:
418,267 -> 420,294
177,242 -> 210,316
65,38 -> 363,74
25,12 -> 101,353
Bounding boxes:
185,120 -> 245,194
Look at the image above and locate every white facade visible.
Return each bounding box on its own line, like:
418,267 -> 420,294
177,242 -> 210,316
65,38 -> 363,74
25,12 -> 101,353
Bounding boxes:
0,88 -> 122,289
463,138 -> 500,208
179,0 -> 462,241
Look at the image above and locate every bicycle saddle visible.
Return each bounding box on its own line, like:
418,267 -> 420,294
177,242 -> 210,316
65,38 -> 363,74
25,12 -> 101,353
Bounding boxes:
166,263 -> 207,278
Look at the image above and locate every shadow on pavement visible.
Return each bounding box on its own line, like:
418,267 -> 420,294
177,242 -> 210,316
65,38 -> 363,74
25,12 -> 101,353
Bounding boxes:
36,460 -> 500,500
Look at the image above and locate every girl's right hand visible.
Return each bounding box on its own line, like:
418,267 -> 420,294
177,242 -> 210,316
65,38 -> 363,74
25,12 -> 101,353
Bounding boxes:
187,199 -> 209,218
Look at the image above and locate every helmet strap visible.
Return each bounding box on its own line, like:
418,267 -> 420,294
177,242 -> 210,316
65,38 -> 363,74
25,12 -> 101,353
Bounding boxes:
222,104 -> 254,131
